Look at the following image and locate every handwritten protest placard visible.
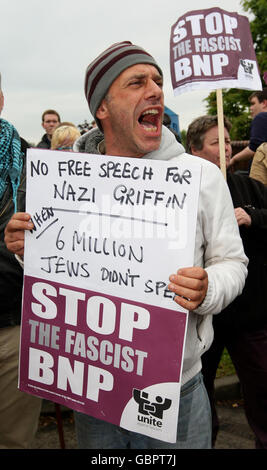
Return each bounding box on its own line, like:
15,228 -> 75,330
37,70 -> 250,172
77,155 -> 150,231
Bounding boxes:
19,148 -> 201,443
170,7 -> 262,95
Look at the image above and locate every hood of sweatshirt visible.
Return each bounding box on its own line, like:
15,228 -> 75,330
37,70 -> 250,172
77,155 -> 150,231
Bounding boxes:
73,125 -> 186,161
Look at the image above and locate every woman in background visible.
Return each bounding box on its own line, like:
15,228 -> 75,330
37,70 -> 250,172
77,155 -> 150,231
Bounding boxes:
51,123 -> 80,151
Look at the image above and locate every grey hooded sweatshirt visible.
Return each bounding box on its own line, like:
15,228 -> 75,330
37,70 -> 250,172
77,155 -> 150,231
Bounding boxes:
73,125 -> 247,385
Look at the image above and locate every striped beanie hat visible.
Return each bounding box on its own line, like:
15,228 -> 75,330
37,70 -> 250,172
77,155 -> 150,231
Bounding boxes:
84,41 -> 162,129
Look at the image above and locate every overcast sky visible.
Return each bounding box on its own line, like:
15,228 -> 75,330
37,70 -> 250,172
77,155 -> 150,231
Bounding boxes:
1,0 -> 248,144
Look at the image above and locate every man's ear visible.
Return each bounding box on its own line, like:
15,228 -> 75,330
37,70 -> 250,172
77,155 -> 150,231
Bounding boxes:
262,99 -> 267,110
96,99 -> 109,120
0,91 -> 4,114
190,145 -> 198,156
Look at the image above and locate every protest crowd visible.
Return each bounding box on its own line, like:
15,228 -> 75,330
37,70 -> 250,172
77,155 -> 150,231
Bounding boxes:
1,27 -> 267,452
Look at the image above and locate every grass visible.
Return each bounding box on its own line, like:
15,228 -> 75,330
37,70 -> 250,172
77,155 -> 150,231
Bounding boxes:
216,348 -> 236,379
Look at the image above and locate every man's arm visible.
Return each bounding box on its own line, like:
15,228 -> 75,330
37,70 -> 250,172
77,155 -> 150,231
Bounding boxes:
234,207 -> 251,227
229,146 -> 254,167
167,159 -> 248,316
4,212 -> 34,257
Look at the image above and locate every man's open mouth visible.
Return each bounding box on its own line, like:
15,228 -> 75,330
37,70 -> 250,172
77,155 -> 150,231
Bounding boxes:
138,109 -> 161,132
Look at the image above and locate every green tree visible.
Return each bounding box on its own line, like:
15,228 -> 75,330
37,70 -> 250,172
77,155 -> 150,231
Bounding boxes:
204,0 -> 267,140
243,0 -> 267,74
204,89 -> 252,140
180,129 -> 187,148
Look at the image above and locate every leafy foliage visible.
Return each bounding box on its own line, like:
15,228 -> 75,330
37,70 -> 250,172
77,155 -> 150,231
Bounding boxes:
243,0 -> 267,74
216,348 -> 236,378
205,90 -> 252,140
180,129 -> 187,148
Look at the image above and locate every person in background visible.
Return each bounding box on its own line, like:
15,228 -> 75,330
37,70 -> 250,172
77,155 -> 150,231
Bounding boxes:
0,72 -> 41,449
51,124 -> 80,151
229,88 -> 267,170
187,114 -> 267,449
36,109 -> 61,149
249,142 -> 267,185
163,113 -> 181,143
4,41 -> 247,449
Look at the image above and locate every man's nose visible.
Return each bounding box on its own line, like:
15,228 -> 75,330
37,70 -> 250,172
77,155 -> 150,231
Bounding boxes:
145,79 -> 163,100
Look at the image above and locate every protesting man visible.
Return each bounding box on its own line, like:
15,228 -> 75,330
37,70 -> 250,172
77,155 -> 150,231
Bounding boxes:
5,41 -> 247,449
36,109 -> 61,149
187,114 -> 267,449
229,88 -> 267,170
0,72 -> 41,448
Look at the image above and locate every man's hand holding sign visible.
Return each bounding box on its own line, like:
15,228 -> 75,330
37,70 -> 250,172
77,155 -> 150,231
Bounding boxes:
169,267 -> 208,311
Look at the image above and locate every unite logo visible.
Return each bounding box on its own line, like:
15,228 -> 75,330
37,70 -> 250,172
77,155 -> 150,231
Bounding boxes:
240,59 -> 254,77
133,388 -> 172,429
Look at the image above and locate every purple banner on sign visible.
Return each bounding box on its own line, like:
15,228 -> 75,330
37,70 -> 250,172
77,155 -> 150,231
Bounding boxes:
19,275 -> 187,438
170,7 -> 262,94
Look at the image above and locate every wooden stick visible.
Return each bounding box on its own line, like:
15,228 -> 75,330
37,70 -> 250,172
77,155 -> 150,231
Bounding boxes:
216,89 -> 226,180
